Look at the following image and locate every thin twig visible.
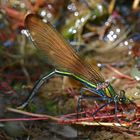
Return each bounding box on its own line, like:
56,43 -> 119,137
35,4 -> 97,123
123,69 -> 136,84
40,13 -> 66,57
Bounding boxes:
106,64 -> 135,81
75,121 -> 128,127
6,107 -> 60,122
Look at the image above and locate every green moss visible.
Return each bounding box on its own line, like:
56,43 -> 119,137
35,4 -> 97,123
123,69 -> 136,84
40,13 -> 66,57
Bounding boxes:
44,100 -> 59,115
29,102 -> 38,113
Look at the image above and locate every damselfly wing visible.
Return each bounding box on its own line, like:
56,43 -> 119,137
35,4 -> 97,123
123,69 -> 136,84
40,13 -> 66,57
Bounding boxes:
25,14 -> 104,84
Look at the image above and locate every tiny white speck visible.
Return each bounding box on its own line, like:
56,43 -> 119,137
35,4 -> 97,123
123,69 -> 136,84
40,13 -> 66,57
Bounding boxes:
41,10 -> 46,17
112,76 -> 116,80
105,22 -> 109,26
69,28 -> 72,32
97,63 -> 102,67
47,13 -> 52,18
21,29 -> 29,37
107,34 -> 114,41
116,28 -> 120,33
128,51 -> 132,55
97,4 -> 103,13
74,12 -> 79,16
72,29 -> 77,34
43,19 -> 47,23
124,41 -> 128,46
113,34 -> 117,39
67,3 -> 76,11
107,34 -> 111,38
110,31 -> 114,35
81,17 -> 85,22
135,76 -> 140,81
20,3 -> 25,8
134,92 -> 140,96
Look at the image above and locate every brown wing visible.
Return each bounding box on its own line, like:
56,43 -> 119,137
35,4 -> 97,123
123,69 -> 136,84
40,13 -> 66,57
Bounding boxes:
25,13 -> 104,84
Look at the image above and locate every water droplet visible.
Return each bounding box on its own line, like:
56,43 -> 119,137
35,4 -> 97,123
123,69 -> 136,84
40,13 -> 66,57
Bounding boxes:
124,41 -> 128,46
41,10 -> 46,17
113,34 -> 117,39
116,28 -> 120,33
74,12 -> 79,16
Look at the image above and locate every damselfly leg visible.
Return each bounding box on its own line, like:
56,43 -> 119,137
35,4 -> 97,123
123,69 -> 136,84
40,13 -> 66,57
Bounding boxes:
77,87 -> 113,118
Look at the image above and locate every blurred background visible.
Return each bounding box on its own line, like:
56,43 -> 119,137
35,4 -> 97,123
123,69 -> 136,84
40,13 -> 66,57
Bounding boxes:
0,0 -> 140,139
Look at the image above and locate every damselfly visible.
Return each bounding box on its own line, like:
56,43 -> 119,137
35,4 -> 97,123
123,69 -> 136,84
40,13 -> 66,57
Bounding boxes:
19,13 -> 136,121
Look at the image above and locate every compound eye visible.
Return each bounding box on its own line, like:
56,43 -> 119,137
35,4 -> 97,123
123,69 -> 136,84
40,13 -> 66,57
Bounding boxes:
120,90 -> 125,97
119,98 -> 122,101
118,90 -> 126,102
119,97 -> 124,103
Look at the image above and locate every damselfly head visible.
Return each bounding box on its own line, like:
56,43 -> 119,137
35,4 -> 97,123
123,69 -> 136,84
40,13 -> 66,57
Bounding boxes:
118,90 -> 127,104
118,90 -> 134,104
117,90 -> 137,121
